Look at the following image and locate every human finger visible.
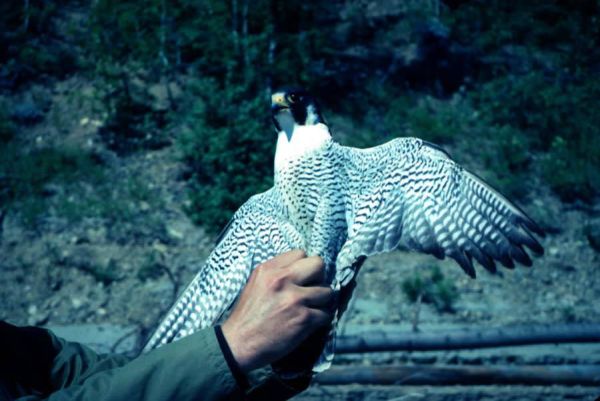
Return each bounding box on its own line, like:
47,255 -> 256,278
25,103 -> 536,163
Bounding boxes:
259,249 -> 306,270
286,256 -> 325,285
306,308 -> 334,327
297,286 -> 334,308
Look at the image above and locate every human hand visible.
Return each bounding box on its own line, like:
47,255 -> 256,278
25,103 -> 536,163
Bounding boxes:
221,250 -> 333,373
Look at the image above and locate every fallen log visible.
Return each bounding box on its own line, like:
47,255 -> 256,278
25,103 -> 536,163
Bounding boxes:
314,364 -> 600,386
336,324 -> 600,353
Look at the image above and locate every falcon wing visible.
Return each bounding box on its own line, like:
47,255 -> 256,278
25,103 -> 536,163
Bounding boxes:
335,138 -> 544,285
144,188 -> 302,351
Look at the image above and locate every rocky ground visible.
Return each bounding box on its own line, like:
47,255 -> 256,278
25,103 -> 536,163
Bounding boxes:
1,79 -> 599,400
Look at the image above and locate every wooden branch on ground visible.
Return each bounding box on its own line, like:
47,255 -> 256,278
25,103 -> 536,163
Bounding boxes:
336,324 -> 600,353
314,364 -> 600,386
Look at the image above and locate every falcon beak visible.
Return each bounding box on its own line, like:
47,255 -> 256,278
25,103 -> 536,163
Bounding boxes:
271,93 -> 290,114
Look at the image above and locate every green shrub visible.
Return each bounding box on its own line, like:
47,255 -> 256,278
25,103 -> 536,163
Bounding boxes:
541,135 -> 600,202
85,0 -> 176,154
347,81 -> 477,147
0,142 -> 105,224
56,174 -> 160,225
0,0 -> 78,84
466,123 -> 532,200
83,0 -> 331,231
473,73 -> 600,201
178,79 -> 273,233
401,265 -> 459,313
0,104 -> 14,143
98,95 -> 170,155
445,1 -> 600,202
474,73 -> 565,150
444,2 -> 599,71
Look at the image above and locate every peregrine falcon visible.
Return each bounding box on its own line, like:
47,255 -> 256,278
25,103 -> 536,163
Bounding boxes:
144,87 -> 544,373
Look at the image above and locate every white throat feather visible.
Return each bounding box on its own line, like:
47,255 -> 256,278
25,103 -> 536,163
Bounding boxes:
275,123 -> 331,172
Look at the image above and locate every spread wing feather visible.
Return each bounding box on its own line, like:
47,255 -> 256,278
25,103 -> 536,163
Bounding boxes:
335,138 -> 543,285
144,188 -> 301,351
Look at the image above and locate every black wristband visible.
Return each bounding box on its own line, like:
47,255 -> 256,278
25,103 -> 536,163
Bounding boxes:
214,325 -> 249,389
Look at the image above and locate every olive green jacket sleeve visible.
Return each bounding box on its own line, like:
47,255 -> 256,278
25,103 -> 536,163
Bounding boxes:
1,321 -> 242,401
1,321 -> 311,401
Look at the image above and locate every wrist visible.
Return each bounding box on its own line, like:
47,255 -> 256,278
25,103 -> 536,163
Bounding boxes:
220,322 -> 254,373
214,325 -> 250,388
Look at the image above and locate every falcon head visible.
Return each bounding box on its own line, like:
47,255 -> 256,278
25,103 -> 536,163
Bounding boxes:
271,87 -> 324,141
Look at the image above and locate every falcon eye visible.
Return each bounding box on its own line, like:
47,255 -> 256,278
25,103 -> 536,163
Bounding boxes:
288,93 -> 301,103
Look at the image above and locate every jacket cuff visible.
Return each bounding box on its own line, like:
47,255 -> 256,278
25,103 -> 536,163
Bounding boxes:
212,325 -> 312,400
245,366 -> 311,401
213,325 -> 249,389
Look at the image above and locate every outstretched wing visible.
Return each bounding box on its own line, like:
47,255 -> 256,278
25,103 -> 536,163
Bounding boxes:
335,138 -> 544,285
144,188 -> 302,351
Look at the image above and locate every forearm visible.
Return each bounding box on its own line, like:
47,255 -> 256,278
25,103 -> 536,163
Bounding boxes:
44,327 -> 308,401
2,322 -> 242,401
41,329 -> 241,401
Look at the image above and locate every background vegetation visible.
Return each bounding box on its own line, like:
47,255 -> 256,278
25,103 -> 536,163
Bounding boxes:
1,0 -> 598,232
1,6 -> 600,397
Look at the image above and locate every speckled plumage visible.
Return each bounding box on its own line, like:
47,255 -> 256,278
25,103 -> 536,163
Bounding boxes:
144,90 -> 544,373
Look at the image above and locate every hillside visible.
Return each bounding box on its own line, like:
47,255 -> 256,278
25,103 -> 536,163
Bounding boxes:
1,1 -> 599,400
